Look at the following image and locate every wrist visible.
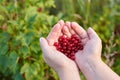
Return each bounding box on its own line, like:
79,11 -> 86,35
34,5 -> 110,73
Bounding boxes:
77,57 -> 120,80
79,56 -> 103,70
56,64 -> 80,80
57,63 -> 78,75
76,54 -> 102,69
76,57 -> 103,80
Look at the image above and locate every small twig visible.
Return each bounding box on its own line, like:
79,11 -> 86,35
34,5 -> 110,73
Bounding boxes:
103,32 -> 118,67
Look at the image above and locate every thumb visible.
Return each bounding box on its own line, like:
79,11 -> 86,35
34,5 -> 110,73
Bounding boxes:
39,37 -> 49,51
87,27 -> 100,41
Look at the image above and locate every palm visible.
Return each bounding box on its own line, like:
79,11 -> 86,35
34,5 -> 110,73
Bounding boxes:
66,22 -> 102,65
42,20 -> 76,70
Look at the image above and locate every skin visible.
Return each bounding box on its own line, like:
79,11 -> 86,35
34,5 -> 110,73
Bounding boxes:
40,20 -> 81,80
68,22 -> 120,80
40,20 -> 120,80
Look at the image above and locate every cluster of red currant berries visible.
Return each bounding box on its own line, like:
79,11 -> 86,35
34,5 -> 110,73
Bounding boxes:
54,34 -> 83,60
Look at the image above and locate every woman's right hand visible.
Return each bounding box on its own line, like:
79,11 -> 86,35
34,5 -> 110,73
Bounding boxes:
69,22 -> 120,80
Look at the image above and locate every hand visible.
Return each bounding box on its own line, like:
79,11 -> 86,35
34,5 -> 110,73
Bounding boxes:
68,22 -> 120,80
39,20 -> 80,80
65,22 -> 102,67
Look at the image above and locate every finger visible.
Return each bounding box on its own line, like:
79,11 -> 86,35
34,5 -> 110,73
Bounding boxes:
87,27 -> 101,42
58,20 -> 64,36
87,27 -> 102,54
47,23 -> 60,45
58,20 -> 64,27
47,20 -> 64,45
62,25 -> 71,37
71,22 -> 89,45
71,22 -> 88,39
65,21 -> 76,35
39,37 -> 49,53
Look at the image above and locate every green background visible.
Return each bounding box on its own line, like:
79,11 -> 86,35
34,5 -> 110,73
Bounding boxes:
0,0 -> 120,80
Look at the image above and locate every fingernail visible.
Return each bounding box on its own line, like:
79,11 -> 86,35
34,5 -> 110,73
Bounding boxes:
40,37 -> 43,42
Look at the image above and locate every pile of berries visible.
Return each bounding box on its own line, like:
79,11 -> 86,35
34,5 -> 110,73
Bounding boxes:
54,34 -> 83,60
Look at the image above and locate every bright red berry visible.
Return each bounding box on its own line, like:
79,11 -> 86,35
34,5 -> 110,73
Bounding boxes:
54,34 -> 84,60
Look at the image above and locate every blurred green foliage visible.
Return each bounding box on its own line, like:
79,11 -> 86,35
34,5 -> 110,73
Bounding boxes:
0,0 -> 120,80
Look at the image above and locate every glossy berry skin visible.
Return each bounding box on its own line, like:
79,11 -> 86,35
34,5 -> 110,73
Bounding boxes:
54,34 -> 83,60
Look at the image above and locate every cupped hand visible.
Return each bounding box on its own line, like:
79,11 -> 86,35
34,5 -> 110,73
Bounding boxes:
66,22 -> 102,68
39,20 -> 78,72
69,22 -> 120,80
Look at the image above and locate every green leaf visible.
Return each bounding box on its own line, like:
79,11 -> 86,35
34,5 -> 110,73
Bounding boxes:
25,6 -> 37,29
13,71 -> 24,80
0,32 -> 10,43
0,43 -> 8,55
20,63 -> 29,74
11,39 -> 21,50
21,62 -> 40,80
19,46 -> 29,58
45,0 -> 55,8
26,14 -> 37,29
30,43 -> 40,53
8,20 -> 18,26
0,15 -> 4,21
0,55 -> 9,73
8,51 -> 19,73
24,32 -> 34,46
